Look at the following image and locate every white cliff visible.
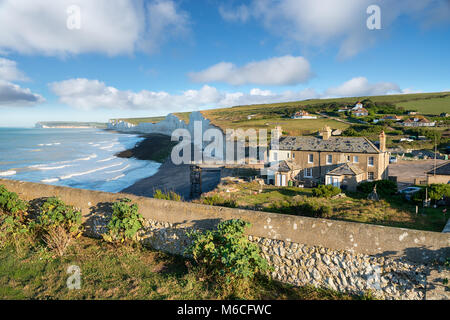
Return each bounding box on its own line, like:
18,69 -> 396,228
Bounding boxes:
108,111 -> 223,138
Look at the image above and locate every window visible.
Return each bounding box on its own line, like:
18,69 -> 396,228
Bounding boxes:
293,153 -> 295,159
368,157 -> 374,166
305,168 -> 313,178
308,154 -> 314,163
273,152 -> 278,161
368,172 -> 374,181
347,156 -> 351,162
327,154 -> 333,164
353,156 -> 359,163
326,176 -> 333,185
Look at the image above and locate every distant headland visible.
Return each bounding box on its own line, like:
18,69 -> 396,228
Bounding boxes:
35,121 -> 107,129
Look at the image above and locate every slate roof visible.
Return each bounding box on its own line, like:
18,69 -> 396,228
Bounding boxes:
267,160 -> 302,172
277,136 -> 381,154
326,163 -> 365,176
427,161 -> 450,176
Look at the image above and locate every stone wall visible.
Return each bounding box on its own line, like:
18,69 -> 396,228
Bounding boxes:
1,178 -> 449,300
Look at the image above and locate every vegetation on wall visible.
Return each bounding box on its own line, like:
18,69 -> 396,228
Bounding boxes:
102,198 -> 144,245
186,219 -> 271,297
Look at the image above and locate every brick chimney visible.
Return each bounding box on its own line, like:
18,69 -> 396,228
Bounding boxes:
322,126 -> 332,140
379,131 -> 386,152
273,126 -> 283,139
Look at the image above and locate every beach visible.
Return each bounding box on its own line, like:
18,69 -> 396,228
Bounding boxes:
117,133 -> 222,200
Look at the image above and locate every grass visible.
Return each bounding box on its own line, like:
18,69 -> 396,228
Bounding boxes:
396,95 -> 450,115
0,237 -> 355,300
198,181 -> 449,232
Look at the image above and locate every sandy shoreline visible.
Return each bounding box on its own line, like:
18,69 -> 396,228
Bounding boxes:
115,133 -> 221,200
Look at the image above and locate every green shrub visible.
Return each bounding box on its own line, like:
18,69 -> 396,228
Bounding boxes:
267,197 -> 332,218
412,184 -> 450,203
103,198 -> 144,244
37,197 -> 83,236
0,185 -> 30,240
153,189 -> 182,201
312,185 -> 341,198
357,180 -> 398,197
186,219 -> 271,297
201,194 -> 237,208
36,197 -> 83,256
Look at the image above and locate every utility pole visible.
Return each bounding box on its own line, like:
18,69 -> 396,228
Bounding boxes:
434,133 -> 437,177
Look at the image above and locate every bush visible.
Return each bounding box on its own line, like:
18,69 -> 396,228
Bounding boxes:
0,185 -> 30,245
103,198 -> 144,245
36,197 -> 83,256
0,185 -> 32,247
413,184 -> 450,203
186,219 -> 271,297
312,185 -> 341,198
201,194 -> 237,208
153,189 -> 182,201
357,180 -> 398,198
267,197 -> 332,218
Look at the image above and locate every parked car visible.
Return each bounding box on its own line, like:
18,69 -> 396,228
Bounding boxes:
398,187 -> 422,200
389,156 -> 397,163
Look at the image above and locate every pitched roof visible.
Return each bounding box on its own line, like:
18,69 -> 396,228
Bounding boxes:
267,160 -> 301,172
326,163 -> 365,176
277,136 -> 381,154
427,161 -> 450,176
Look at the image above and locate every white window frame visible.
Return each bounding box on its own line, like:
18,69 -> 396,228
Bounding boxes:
368,172 -> 375,181
308,154 -> 314,164
305,168 -> 313,178
353,156 -> 359,163
327,154 -> 332,164
368,156 -> 374,166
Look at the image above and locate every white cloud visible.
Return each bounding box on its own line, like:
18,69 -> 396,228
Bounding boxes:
324,77 -> 400,97
221,0 -> 450,58
189,56 -> 313,86
0,58 -> 28,82
219,4 -> 250,23
0,58 -> 45,107
50,77 -> 404,112
0,0 -> 190,56
0,80 -> 45,107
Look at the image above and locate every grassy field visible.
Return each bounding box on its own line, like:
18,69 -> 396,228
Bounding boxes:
196,181 -> 449,232
397,95 -> 450,115
0,237 -> 355,300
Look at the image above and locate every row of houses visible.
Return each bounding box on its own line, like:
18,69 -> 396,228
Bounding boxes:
263,126 -> 390,191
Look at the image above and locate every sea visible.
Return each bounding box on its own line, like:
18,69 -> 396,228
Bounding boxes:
0,128 -> 161,193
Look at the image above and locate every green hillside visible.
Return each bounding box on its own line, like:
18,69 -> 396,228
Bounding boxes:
112,91 -> 450,134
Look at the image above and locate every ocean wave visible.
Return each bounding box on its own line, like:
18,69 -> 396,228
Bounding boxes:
107,174 -> 125,181
59,162 -> 123,180
97,157 -> 115,163
0,170 -> 16,177
105,164 -> 130,174
37,164 -> 73,171
41,178 -> 60,183
76,154 -> 98,161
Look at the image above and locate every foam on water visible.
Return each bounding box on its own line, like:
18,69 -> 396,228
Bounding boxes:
0,128 -> 161,193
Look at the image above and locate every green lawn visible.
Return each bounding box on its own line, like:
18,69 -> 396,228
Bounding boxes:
0,237 -> 355,300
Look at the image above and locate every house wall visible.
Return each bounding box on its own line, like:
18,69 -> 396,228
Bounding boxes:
291,150 -> 389,182
427,174 -> 450,185
325,173 -> 364,191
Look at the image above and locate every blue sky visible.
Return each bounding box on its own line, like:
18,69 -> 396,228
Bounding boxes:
0,0 -> 449,127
